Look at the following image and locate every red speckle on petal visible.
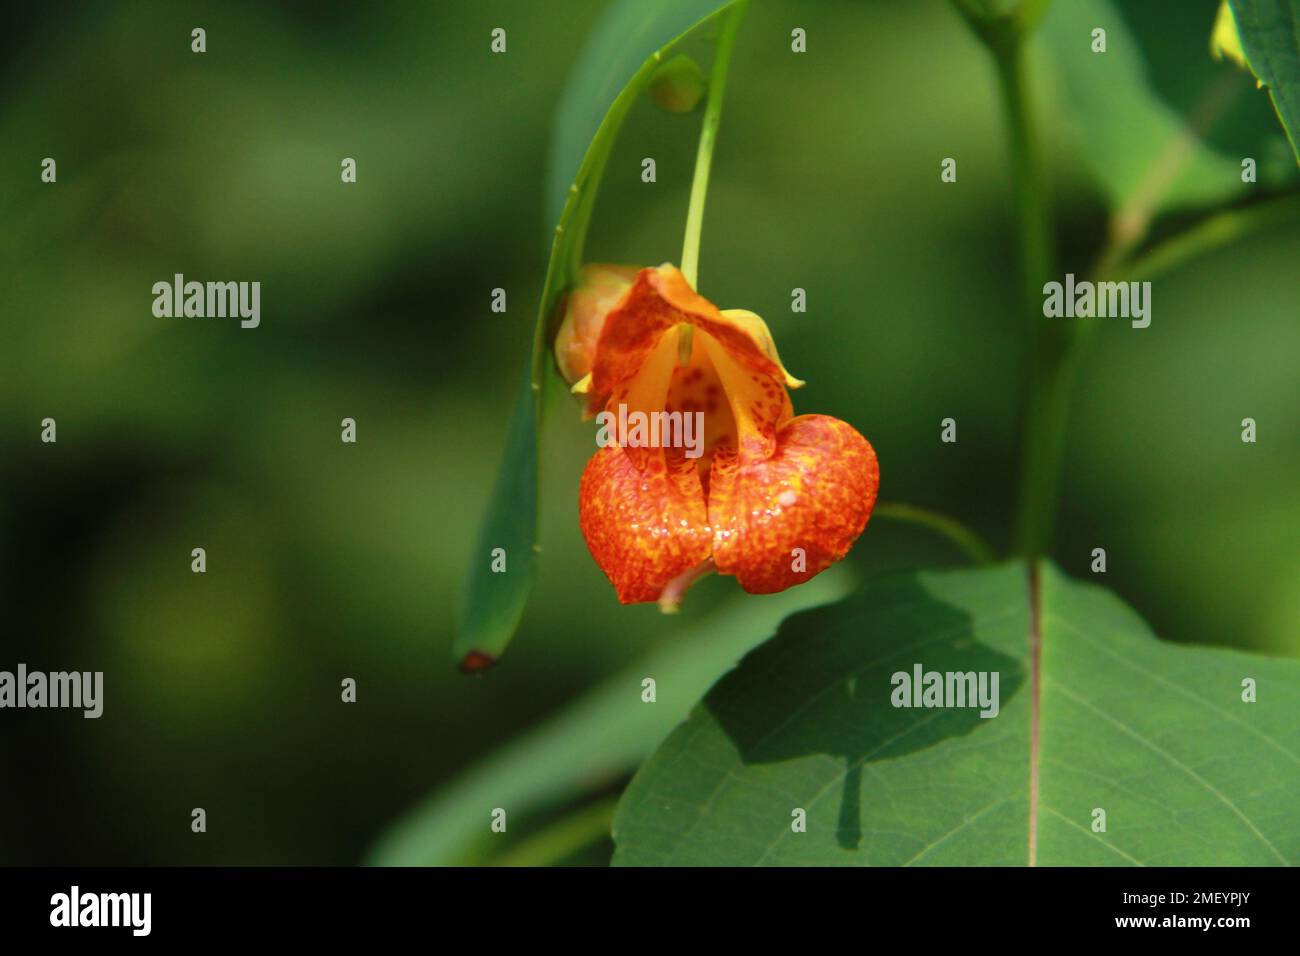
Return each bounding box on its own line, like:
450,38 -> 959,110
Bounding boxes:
708,415 -> 879,594
579,446 -> 712,604
573,263 -> 878,607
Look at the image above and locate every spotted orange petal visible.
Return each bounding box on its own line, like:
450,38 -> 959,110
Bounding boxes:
708,414 -> 879,593
578,444 -> 712,604
587,265 -> 794,451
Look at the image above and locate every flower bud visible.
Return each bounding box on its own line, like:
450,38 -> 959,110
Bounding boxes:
648,54 -> 706,113
554,264 -> 640,386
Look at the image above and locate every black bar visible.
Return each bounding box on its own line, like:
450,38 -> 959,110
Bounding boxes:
0,866 -> 1284,942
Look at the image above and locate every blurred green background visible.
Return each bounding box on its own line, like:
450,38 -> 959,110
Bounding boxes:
1,0 -> 1296,865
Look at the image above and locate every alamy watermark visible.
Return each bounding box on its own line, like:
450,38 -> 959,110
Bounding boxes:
891,664 -> 999,718
50,886 -> 150,936
0,664 -> 103,718
152,273 -> 260,328
1043,273 -> 1151,329
595,403 -> 705,459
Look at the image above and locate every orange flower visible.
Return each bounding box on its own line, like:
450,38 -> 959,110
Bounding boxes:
556,263 -> 879,607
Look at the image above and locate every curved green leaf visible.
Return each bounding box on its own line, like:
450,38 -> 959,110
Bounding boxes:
1230,0 -> 1300,163
613,563 -> 1300,865
453,0 -> 745,669
1038,0 -> 1298,211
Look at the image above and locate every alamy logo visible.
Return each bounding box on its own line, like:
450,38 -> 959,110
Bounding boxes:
1043,273 -> 1151,328
595,403 -> 705,459
152,273 -> 260,328
0,664 -> 103,718
50,886 -> 151,936
890,664 -> 1000,718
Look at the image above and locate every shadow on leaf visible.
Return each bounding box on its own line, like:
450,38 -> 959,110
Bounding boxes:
703,571 -> 1024,852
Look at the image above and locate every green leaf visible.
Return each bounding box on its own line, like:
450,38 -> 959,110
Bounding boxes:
1229,0 -> 1300,164
370,571 -> 850,865
452,0 -> 745,669
453,368 -> 539,672
1038,0 -> 1298,211
613,563 -> 1300,865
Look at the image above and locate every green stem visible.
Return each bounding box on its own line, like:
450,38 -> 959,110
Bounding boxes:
680,2 -> 746,289
873,502 -> 996,565
1006,63 -> 1259,554
1090,69 -> 1242,283
490,797 -> 618,867
962,5 -> 1289,562
992,37 -> 1067,559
